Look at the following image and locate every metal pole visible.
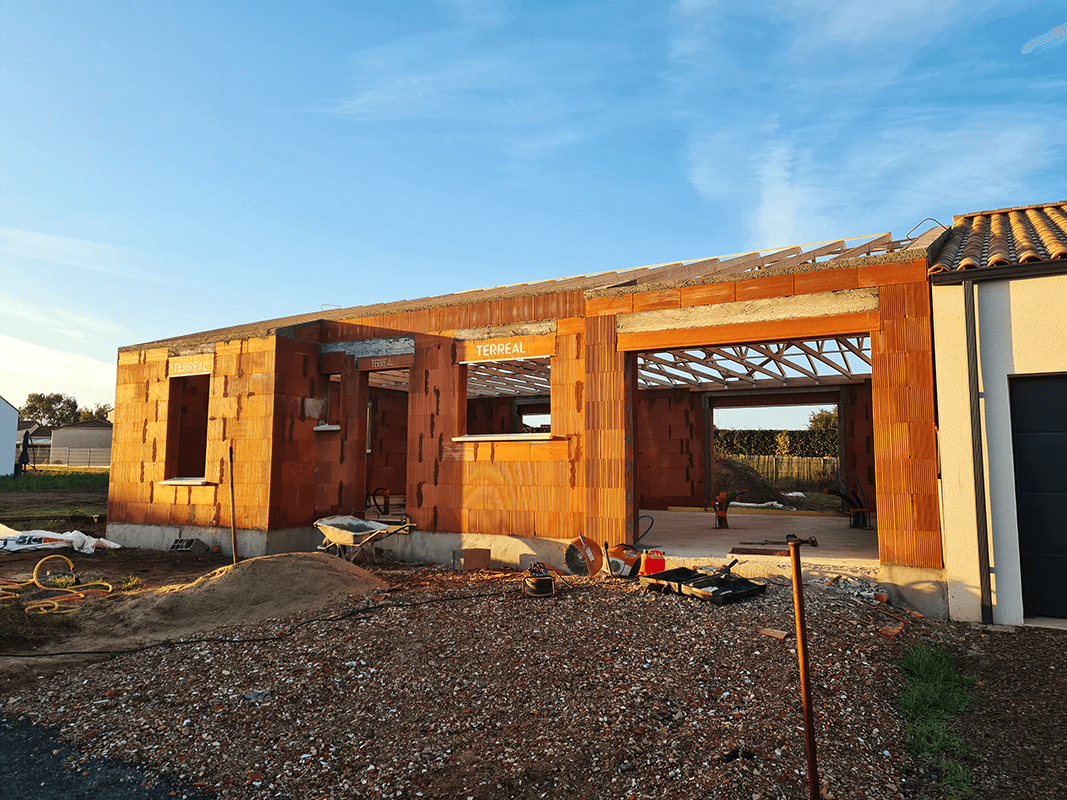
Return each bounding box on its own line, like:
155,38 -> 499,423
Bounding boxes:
228,442 -> 238,565
790,539 -> 819,800
963,279 -> 993,624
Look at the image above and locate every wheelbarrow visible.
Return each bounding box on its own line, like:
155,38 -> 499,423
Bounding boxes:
314,516 -> 415,563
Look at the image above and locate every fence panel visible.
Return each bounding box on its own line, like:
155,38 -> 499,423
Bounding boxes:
47,447 -> 112,468
730,454 -> 839,493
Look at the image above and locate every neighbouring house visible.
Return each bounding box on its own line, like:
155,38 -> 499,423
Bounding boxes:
929,200 -> 1067,624
49,418 -> 113,466
1,396 -> 17,476
107,225 -> 948,612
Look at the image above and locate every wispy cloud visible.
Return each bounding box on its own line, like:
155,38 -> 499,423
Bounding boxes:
740,106 -> 1067,245
821,0 -> 970,45
0,229 -> 164,283
0,290 -> 134,346
0,333 -> 117,409
1022,21 -> 1067,54
334,33 -> 606,125
328,24 -> 658,160
446,0 -> 511,29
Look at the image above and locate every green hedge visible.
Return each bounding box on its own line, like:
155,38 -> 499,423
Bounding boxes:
715,428 -> 837,458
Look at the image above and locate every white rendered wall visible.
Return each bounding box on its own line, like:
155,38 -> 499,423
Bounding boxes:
0,398 -> 17,476
933,275 -> 1067,623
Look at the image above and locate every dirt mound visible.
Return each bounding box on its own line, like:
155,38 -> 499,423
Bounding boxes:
81,552 -> 384,643
714,457 -> 788,505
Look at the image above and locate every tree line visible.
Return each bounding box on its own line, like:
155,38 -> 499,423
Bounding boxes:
715,408 -> 838,458
19,393 -> 113,427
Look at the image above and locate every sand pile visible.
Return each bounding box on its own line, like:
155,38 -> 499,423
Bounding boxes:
714,457 -> 788,505
81,552 -> 385,644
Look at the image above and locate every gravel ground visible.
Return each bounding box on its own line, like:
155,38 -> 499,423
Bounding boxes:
3,564 -> 929,800
949,624 -> 1067,799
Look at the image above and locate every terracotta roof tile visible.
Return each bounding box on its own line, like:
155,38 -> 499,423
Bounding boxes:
929,201 -> 1067,274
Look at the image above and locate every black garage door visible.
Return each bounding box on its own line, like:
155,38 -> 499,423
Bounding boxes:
1010,375 -> 1067,618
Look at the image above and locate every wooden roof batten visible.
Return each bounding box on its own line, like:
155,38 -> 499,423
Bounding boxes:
126,226 -> 922,354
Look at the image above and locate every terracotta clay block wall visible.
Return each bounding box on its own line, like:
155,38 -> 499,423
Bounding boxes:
110,337 -> 280,531
871,279 -> 941,568
367,387 -> 408,497
313,364 -> 366,521
267,336 -> 326,528
584,315 -> 633,547
435,317 -> 586,540
635,388 -> 705,509
843,380 -> 875,509
316,297 -> 587,537
407,334 -> 462,532
109,347 -> 169,526
588,257 -> 942,568
466,397 -> 513,435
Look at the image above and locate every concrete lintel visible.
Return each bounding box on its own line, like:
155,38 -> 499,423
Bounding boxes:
320,336 -> 416,358
453,320 -> 556,341
617,287 -> 879,335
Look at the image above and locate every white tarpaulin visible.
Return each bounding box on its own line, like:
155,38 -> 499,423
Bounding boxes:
0,524 -> 123,554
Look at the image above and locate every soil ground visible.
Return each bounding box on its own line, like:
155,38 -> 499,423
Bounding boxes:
2,486 -> 1065,799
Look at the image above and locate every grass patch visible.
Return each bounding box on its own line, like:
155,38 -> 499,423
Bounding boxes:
41,575 -> 78,590
896,644 -> 977,799
0,467 -> 109,493
118,574 -> 143,592
0,599 -> 79,651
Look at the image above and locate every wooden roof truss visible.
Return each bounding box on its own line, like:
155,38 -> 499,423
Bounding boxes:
636,335 -> 872,392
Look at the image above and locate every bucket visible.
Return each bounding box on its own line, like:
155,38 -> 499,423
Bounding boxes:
639,549 -> 666,576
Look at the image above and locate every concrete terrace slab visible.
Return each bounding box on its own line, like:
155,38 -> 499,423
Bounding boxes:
634,509 -> 880,579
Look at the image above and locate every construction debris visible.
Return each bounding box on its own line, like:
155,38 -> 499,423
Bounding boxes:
0,525 -> 122,555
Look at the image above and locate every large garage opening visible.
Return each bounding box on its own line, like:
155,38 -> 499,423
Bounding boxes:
632,334 -> 878,563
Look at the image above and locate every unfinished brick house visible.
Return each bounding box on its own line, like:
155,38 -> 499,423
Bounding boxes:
107,230 -> 945,594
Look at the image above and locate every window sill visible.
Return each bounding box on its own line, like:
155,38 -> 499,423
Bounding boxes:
451,433 -> 556,443
313,424 -> 342,432
160,478 -> 214,486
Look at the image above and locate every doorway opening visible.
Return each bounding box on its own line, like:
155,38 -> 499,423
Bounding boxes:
364,368 -> 410,522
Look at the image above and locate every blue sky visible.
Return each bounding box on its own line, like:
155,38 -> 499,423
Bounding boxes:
1,0 -> 1065,428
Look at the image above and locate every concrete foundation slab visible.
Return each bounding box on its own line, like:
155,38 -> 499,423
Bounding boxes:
106,523 -> 321,559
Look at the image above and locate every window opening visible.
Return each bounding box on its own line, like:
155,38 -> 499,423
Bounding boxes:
166,374 -> 210,479
466,357 -> 551,435
327,375 -> 341,425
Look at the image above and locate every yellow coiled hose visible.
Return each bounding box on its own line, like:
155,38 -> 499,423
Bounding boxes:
0,553 -> 113,613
